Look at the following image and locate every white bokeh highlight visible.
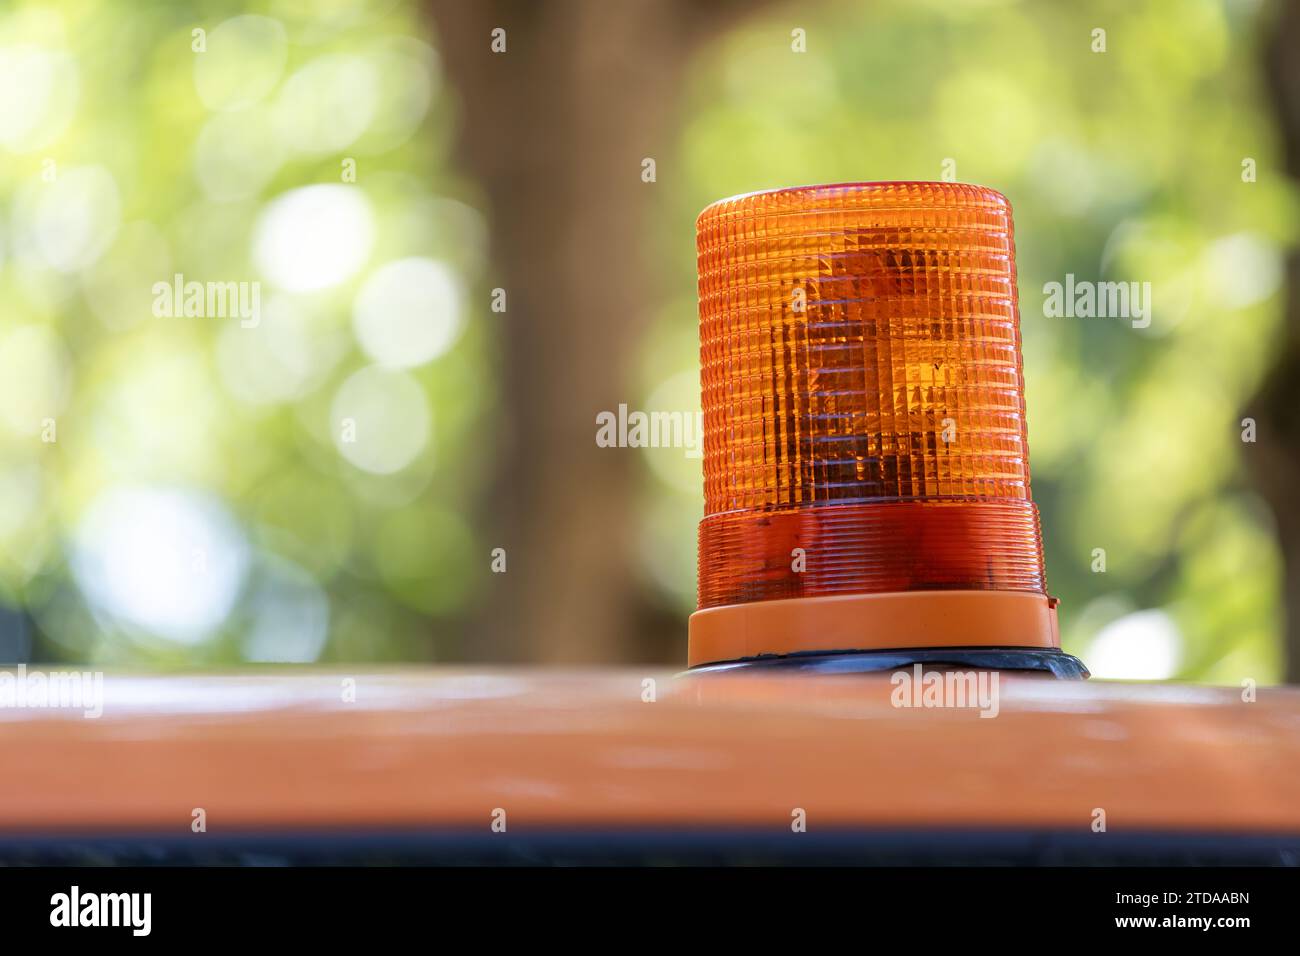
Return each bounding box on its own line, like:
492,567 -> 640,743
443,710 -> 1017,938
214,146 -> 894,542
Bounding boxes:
253,185 -> 374,292
72,487 -> 250,645
0,45 -> 79,152
1085,609 -> 1183,681
353,257 -> 464,368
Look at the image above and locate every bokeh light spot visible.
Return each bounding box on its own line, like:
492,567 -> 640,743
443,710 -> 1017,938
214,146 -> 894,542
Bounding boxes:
14,164 -> 120,273
253,184 -> 374,292
193,15 -> 288,111
0,45 -> 79,152
217,295 -> 349,405
352,257 -> 464,368
72,487 -> 249,645
241,555 -> 329,662
1085,610 -> 1182,680
330,366 -> 430,474
273,54 -> 379,155
194,106 -> 286,202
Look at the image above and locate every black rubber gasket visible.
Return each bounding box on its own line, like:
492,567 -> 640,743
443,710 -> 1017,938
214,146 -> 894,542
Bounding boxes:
685,647 -> 1090,679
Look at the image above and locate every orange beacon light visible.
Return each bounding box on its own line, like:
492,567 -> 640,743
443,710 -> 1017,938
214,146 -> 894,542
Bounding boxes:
688,182 -> 1087,678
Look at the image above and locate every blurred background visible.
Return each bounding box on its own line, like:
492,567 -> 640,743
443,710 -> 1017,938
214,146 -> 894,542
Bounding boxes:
0,0 -> 1297,683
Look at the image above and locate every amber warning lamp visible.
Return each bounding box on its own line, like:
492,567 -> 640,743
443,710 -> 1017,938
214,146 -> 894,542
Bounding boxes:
689,182 -> 1087,678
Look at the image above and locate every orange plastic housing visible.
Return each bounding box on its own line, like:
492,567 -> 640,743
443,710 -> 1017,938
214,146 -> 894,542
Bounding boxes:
692,182 -> 1054,664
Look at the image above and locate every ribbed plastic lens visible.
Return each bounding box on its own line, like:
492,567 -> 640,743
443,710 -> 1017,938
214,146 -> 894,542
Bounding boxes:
696,181 -> 1045,610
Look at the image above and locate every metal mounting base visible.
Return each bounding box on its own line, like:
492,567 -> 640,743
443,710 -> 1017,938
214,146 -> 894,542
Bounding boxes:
686,647 -> 1089,680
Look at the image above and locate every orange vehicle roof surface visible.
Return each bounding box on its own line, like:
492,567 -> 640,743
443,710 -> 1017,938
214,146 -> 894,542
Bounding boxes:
2,670 -> 1298,834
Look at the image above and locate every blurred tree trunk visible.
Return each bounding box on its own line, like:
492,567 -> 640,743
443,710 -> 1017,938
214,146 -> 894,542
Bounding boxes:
427,0 -> 763,663
1259,0 -> 1300,682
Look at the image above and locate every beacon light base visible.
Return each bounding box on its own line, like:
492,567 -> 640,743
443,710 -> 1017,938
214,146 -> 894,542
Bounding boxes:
687,590 -> 1087,678
687,647 -> 1090,680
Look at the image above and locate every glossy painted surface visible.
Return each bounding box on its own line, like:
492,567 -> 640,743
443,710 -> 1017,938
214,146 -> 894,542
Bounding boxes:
1,669 -> 1298,834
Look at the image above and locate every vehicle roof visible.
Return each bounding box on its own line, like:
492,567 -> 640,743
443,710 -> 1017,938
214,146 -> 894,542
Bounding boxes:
2,669 -> 1298,834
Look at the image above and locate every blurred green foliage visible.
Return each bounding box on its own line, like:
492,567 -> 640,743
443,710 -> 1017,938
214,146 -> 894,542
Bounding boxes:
0,0 -> 1289,682
0,0 -> 491,666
